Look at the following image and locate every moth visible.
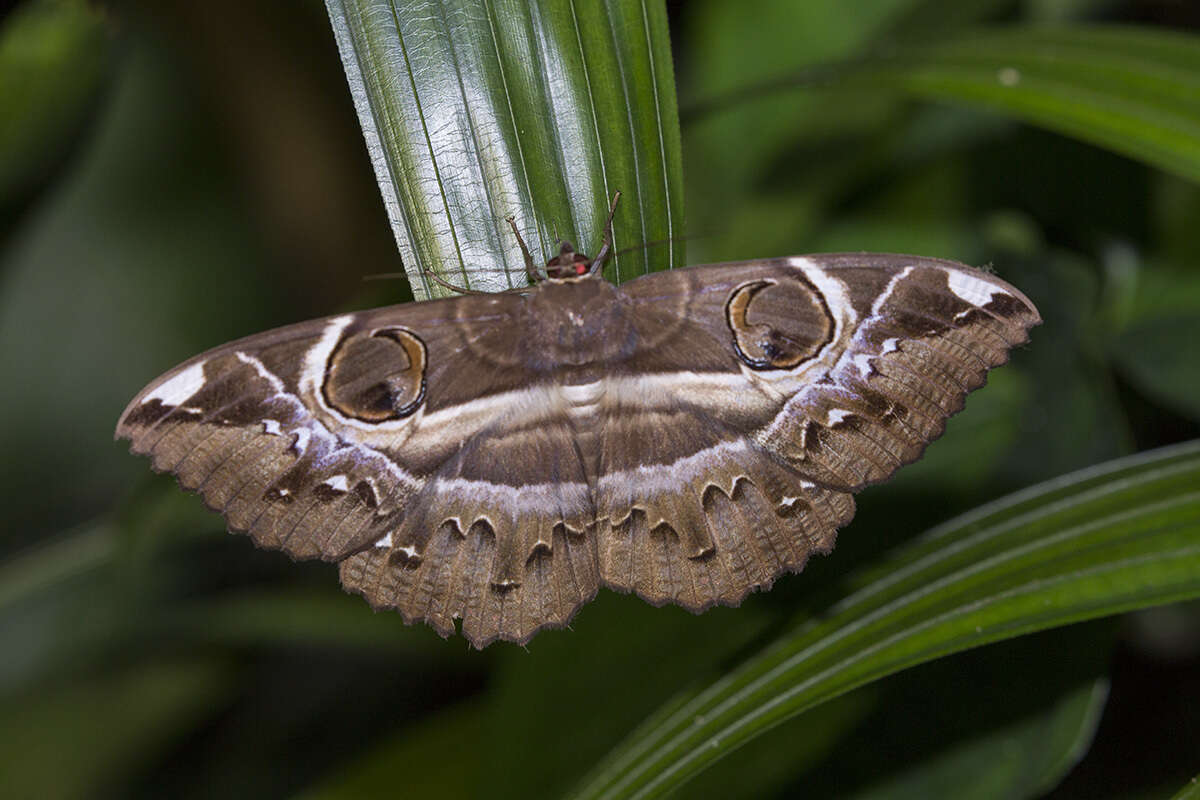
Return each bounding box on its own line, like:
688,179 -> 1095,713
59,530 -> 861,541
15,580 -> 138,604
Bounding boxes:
117,200 -> 1040,648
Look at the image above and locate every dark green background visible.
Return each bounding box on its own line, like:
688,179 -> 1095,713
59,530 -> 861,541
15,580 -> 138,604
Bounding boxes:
2,1 -> 1198,798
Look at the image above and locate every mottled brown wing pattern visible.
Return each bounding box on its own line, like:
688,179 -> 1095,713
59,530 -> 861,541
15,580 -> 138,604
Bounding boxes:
117,252 -> 1039,648
118,292 -> 606,648
738,255 -> 1040,490
594,254 -> 1039,612
119,334 -> 420,561
593,402 -> 855,612
339,416 -> 601,646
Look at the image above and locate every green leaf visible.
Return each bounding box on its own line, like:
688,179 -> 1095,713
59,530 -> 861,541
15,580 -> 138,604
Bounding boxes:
1111,313 -> 1200,420
681,686 -> 878,800
0,658 -> 233,800
478,590 -> 776,799
693,26 -> 1200,186
165,587 -> 473,656
814,625 -> 1112,800
849,679 -> 1108,800
1107,264 -> 1200,421
0,39 -> 279,548
1170,774 -> 1200,800
0,0 -> 110,209
568,441 -> 1200,800
324,0 -> 683,297
679,0 -> 919,205
298,701 -> 486,800
871,27 -> 1200,184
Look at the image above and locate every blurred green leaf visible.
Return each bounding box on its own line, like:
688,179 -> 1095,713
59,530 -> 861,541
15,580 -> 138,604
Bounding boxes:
569,441 -> 1200,800
847,683 -> 1107,800
1111,314 -> 1200,420
0,0 -> 110,211
818,625 -> 1112,800
166,587 -> 472,656
299,701 -> 485,800
0,658 -> 233,800
687,624 -> 1115,800
0,484 -> 223,695
680,0 -> 916,205
1171,775 -> 1200,800
0,38 -> 277,548
0,521 -> 114,615
737,26 -> 1200,186
478,590 -> 776,799
1107,264 -> 1200,421
0,488 -> 467,697
324,0 -> 683,296
683,686 -> 879,800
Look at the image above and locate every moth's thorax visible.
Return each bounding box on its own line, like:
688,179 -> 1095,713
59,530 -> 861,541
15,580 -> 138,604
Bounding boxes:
522,277 -> 634,369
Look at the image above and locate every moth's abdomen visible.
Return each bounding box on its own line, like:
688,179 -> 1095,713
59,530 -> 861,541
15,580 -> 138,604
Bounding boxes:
552,377 -> 608,498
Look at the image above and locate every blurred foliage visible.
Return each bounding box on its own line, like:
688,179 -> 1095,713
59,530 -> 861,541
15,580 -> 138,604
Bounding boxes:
1,0 -> 1199,798
0,0 -> 110,221
571,441 -> 1200,798
1171,774 -> 1200,800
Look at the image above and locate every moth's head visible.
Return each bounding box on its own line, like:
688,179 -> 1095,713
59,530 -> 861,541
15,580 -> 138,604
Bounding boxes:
530,192 -> 620,284
543,240 -> 594,280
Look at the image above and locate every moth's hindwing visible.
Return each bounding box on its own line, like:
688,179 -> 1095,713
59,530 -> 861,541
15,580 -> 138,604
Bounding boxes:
117,253 -> 1040,648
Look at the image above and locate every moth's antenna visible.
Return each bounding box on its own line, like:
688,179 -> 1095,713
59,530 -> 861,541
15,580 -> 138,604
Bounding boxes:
505,216 -> 541,283
363,267 -> 494,296
588,192 -> 621,275
422,269 -> 496,296
424,263 -> 538,296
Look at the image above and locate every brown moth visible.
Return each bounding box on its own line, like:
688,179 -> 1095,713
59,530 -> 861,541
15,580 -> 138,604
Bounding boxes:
116,200 -> 1040,648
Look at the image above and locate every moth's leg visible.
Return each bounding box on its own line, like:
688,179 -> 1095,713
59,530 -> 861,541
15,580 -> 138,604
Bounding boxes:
505,216 -> 540,283
587,191 -> 622,275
